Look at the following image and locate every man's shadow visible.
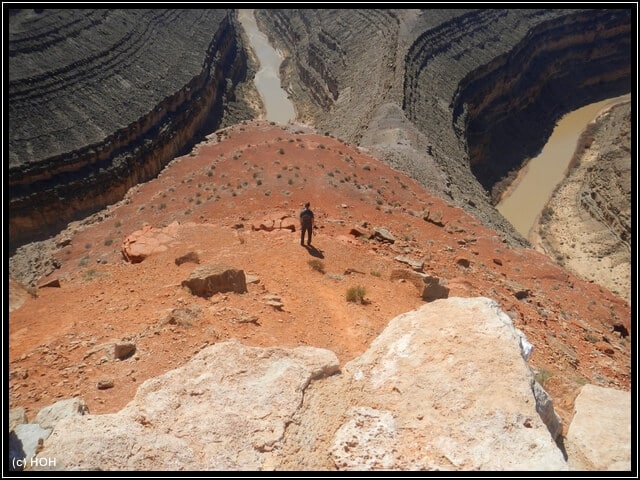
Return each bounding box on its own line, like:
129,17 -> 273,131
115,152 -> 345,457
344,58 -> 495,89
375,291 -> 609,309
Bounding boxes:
304,245 -> 324,259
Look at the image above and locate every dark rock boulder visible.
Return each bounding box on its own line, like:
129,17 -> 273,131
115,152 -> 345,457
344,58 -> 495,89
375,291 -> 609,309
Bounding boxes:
182,264 -> 248,298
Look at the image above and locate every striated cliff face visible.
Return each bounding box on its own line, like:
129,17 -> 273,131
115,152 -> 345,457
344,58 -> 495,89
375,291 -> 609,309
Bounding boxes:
451,9 -> 632,192
8,9 -> 250,252
255,9 -> 631,245
255,9 -> 405,142
8,9 -> 631,260
579,106 -> 631,253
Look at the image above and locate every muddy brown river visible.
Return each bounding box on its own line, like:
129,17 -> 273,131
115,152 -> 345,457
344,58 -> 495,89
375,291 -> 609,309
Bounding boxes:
497,94 -> 630,240
238,9 -> 296,124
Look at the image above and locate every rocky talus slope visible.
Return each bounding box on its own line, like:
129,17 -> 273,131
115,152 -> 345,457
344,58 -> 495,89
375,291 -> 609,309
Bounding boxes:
8,123 -> 631,471
255,8 -> 631,246
8,9 -> 254,251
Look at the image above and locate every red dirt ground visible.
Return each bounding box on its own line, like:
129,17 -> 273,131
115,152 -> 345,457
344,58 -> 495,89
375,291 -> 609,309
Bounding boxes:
8,121 -> 631,436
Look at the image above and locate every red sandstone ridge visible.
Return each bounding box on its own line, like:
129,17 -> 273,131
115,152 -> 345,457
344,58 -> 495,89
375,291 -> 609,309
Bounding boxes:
8,121 -> 630,436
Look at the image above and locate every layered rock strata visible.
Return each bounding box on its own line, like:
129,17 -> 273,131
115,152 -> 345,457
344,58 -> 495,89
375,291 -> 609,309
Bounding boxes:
453,10 -> 632,191
8,9 -> 248,251
255,9 -> 631,246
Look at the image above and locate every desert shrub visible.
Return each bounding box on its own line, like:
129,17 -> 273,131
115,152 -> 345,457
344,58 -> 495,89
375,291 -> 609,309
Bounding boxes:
534,368 -> 553,387
584,333 -> 599,343
308,259 -> 325,273
346,285 -> 367,304
83,269 -> 109,281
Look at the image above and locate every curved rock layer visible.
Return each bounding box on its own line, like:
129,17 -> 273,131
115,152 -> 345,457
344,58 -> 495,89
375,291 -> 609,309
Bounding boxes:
255,9 -> 404,143
8,9 -> 248,251
452,10 -> 632,191
255,8 -> 631,244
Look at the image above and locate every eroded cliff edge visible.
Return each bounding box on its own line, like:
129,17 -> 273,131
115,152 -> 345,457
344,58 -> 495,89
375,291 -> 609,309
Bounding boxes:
255,8 -> 631,247
8,9 -> 252,252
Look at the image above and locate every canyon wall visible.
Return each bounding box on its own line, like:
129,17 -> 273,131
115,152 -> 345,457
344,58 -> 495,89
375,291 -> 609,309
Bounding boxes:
451,10 -> 631,192
255,8 -> 631,245
8,9 -> 250,252
8,9 -> 631,253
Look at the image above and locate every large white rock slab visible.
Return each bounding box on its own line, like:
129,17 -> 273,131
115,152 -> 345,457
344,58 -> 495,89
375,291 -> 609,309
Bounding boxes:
566,384 -> 631,471
34,341 -> 339,470
330,297 -> 567,470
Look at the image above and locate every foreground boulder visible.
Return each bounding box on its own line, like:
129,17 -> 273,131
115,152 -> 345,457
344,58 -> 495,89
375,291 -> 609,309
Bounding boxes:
34,398 -> 89,430
565,384 -> 631,470
33,297 -> 573,471
35,342 -> 339,470
286,297 -> 567,470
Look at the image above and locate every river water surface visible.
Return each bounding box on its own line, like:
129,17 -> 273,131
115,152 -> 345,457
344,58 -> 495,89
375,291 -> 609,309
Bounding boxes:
496,94 -> 630,240
238,9 -> 296,124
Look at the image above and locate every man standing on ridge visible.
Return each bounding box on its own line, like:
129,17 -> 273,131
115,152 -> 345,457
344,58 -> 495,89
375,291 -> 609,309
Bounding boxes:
299,201 -> 314,246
